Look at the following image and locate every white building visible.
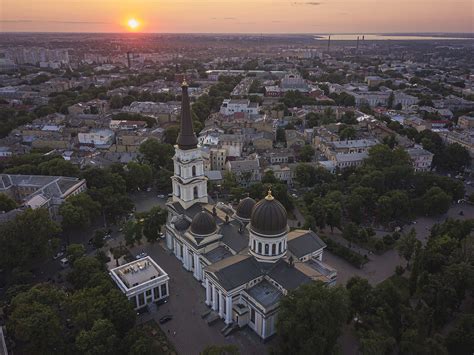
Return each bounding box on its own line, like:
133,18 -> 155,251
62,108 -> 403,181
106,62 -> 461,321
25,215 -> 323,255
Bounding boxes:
78,129 -> 115,147
110,256 -> 170,310
0,174 -> 87,219
220,99 -> 259,117
165,82 -> 337,340
406,148 -> 434,172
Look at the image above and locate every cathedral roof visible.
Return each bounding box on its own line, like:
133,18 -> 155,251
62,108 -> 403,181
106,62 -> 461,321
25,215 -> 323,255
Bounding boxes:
176,80 -> 198,150
190,210 -> 217,236
235,197 -> 256,221
250,190 -> 288,237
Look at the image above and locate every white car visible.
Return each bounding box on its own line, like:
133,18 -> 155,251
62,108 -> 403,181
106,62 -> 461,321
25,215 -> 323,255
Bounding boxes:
136,252 -> 148,260
53,252 -> 64,260
157,194 -> 165,199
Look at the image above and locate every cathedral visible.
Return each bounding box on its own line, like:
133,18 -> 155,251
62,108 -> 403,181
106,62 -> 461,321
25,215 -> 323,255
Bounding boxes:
165,81 -> 337,339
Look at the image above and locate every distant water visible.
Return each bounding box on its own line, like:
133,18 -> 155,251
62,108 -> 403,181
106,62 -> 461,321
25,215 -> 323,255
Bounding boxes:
315,34 -> 473,41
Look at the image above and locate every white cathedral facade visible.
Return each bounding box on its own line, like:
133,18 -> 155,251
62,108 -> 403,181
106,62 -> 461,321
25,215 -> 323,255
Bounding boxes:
165,81 -> 337,339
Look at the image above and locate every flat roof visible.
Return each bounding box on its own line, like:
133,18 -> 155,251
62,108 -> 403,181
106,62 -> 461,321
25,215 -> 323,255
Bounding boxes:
112,257 -> 163,289
246,280 -> 282,308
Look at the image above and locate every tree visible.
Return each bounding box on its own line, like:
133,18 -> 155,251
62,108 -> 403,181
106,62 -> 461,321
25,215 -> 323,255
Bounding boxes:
445,314 -> 474,355
201,345 -> 240,355
299,145 -> 315,162
261,170 -> 278,184
59,193 -> 101,231
66,244 -> 86,265
163,126 -> 180,145
0,208 -> 60,270
421,187 -> 451,216
275,127 -> 286,143
346,193 -> 365,225
222,171 -> 238,192
38,158 -> 80,177
343,222 -> 359,248
325,202 -> 342,233
276,281 -> 349,355
7,284 -> 65,353
0,193 -> 17,212
346,276 -> 373,318
387,92 -> 394,109
339,126 -> 356,140
439,143 -> 471,173
76,319 -> 119,355
109,95 -> 124,110
139,139 -> 174,171
124,162 -> 153,191
67,256 -> 105,289
140,206 -> 167,243
397,229 -> 419,269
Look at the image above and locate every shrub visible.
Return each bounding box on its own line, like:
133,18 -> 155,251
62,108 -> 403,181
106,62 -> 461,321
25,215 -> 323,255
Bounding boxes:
320,235 -> 367,269
395,265 -> 405,276
375,240 -> 385,251
383,234 -> 395,246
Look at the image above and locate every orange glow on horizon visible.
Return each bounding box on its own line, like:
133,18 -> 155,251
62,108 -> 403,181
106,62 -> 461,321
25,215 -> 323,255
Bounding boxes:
1,0 -> 472,34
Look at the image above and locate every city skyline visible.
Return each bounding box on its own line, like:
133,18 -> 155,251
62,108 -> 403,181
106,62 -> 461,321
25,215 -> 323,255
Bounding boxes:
1,0 -> 473,34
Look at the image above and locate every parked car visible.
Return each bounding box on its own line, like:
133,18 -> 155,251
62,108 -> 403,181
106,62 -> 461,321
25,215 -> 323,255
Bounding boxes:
146,187 -> 152,192
53,252 -> 64,260
157,194 -> 165,199
156,298 -> 168,307
103,234 -> 112,240
136,252 -> 147,260
60,257 -> 69,268
159,315 -> 173,324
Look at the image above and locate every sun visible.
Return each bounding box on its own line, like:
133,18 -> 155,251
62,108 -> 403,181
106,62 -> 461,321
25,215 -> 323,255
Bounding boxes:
127,18 -> 140,30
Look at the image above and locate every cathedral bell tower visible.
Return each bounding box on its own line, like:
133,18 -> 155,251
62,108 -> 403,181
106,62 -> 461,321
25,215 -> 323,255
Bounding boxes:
171,80 -> 208,210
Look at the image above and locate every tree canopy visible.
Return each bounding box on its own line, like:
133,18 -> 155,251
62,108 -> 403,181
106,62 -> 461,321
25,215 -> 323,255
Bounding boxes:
277,281 -> 349,355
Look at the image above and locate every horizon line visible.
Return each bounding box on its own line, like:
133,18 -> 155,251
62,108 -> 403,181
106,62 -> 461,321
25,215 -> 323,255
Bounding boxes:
1,30 -> 473,35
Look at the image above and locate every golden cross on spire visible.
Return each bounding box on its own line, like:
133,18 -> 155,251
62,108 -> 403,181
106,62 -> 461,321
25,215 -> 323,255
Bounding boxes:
265,187 -> 274,201
182,78 -> 188,87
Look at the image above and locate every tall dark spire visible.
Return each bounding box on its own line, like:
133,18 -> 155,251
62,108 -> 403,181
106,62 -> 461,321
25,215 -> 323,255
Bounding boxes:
176,80 -> 198,150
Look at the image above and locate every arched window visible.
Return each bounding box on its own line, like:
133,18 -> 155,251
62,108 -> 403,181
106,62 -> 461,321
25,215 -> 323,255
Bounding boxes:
258,242 -> 262,254
193,186 -> 198,199
192,165 -> 197,177
264,244 -> 269,255
177,185 -> 181,198
272,244 -> 276,255
253,240 -> 256,251
278,242 -> 282,254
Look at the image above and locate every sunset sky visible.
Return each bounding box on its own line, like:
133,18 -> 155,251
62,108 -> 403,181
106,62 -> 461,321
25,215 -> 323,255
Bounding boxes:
1,0 -> 473,34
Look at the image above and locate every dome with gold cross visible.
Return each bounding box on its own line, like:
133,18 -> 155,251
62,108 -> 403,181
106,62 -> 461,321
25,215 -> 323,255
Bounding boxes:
249,189 -> 288,237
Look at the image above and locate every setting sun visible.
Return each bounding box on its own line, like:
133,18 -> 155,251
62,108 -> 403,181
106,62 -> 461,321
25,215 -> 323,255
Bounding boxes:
127,18 -> 140,30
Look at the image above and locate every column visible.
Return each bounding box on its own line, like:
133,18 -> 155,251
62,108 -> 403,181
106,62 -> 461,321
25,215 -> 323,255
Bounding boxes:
166,232 -> 173,250
193,254 -> 199,279
183,245 -> 189,270
262,317 -> 266,339
218,290 -> 224,318
212,284 -> 218,311
196,260 -> 202,281
205,278 -> 211,305
225,295 -> 233,324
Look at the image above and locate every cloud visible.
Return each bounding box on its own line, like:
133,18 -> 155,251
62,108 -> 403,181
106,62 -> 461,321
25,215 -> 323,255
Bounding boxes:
48,20 -> 110,24
292,1 -> 322,5
210,17 -> 236,21
0,20 -> 33,23
0,19 -> 109,25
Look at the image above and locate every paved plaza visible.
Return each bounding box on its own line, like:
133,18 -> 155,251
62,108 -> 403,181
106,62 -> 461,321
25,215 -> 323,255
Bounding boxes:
129,241 -> 275,355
